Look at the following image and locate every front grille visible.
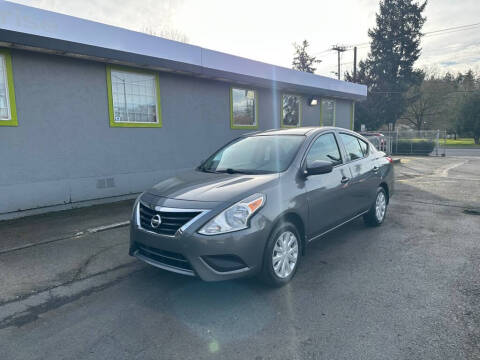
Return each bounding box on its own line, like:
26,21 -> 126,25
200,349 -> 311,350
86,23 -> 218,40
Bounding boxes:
139,203 -> 201,236
136,244 -> 194,273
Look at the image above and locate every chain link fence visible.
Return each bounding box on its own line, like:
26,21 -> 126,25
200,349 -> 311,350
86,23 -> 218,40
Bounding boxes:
364,130 -> 446,156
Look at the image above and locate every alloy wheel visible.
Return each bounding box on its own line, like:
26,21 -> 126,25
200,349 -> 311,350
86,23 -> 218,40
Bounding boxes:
375,191 -> 386,222
272,231 -> 299,278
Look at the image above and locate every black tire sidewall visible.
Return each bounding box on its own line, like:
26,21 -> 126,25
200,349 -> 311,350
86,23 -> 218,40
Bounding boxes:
261,221 -> 301,286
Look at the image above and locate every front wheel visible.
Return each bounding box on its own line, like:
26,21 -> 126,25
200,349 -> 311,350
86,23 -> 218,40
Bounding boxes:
364,187 -> 388,226
260,222 -> 301,287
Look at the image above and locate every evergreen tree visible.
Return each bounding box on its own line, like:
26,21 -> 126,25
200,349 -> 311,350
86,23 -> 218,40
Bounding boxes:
346,0 -> 427,130
459,92 -> 480,144
292,40 -> 321,73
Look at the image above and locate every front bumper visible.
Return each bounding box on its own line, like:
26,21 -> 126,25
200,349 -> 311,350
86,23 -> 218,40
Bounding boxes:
129,204 -> 270,281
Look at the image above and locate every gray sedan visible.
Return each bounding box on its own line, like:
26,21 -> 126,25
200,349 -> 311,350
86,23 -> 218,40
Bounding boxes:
129,127 -> 394,286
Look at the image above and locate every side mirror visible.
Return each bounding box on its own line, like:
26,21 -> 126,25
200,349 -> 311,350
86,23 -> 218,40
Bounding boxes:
305,160 -> 333,176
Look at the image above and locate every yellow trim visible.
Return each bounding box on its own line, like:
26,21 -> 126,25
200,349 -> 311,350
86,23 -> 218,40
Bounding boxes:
106,65 -> 162,128
281,93 -> 302,128
230,86 -> 258,130
0,49 -> 18,127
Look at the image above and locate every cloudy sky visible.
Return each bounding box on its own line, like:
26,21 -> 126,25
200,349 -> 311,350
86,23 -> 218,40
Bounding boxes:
11,0 -> 480,78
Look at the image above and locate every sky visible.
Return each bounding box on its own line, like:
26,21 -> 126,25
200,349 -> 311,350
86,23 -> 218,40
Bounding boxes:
10,0 -> 480,78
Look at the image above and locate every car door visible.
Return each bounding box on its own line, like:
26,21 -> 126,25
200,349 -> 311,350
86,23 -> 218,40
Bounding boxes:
338,133 -> 378,215
303,132 -> 354,238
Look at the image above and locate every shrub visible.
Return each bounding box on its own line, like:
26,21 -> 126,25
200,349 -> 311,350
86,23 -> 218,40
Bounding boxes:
391,139 -> 435,155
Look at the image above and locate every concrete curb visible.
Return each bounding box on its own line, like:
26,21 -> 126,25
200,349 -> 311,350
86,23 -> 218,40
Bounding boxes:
0,262 -> 143,329
0,220 -> 130,255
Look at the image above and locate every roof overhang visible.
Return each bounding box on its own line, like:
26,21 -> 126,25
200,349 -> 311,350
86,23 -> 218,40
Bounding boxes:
0,1 -> 367,101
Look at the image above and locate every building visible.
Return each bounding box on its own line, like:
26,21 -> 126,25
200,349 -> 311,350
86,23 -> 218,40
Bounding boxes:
0,1 -> 367,219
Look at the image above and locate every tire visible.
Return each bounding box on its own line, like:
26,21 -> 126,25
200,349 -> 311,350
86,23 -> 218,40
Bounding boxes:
364,187 -> 388,227
260,221 -> 301,287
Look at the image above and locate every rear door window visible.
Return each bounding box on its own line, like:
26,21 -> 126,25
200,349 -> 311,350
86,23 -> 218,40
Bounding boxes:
339,133 -> 365,161
358,138 -> 369,156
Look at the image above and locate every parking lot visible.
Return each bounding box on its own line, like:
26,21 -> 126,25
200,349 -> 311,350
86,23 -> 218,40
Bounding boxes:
1,155 -> 479,360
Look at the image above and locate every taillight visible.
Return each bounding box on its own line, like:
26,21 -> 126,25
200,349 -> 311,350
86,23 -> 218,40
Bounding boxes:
385,156 -> 393,163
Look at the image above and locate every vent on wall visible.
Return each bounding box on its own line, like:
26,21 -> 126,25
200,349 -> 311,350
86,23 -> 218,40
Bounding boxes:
96,178 -> 116,189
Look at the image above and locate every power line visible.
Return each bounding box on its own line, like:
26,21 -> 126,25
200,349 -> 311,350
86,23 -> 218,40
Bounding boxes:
312,21 -> 480,55
424,22 -> 480,35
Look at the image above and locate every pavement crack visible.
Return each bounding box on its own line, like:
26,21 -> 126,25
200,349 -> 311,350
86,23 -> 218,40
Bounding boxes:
0,265 -> 144,330
71,243 -> 123,282
0,261 -> 138,308
393,198 -> 472,209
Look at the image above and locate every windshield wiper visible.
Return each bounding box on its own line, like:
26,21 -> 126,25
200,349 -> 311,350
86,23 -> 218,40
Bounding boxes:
215,168 -> 276,174
215,168 -> 251,174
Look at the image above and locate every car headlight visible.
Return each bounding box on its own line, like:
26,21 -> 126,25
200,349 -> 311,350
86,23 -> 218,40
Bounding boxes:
198,193 -> 265,235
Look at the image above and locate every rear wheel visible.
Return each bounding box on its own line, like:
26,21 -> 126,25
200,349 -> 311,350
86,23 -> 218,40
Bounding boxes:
364,187 -> 388,226
260,222 -> 301,287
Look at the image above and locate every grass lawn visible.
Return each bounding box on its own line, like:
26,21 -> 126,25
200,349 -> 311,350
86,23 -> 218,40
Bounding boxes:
443,138 -> 480,147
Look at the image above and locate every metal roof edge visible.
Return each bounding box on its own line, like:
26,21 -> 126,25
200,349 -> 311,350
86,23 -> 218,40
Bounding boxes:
0,1 -> 367,100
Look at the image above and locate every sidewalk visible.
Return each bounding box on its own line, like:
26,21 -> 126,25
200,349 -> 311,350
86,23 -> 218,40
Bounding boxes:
0,200 -> 140,309
0,199 -> 134,254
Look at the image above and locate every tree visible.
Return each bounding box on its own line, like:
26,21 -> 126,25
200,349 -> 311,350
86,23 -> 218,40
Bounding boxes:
459,92 -> 480,144
400,73 -> 453,130
292,40 -> 321,73
346,0 -> 427,130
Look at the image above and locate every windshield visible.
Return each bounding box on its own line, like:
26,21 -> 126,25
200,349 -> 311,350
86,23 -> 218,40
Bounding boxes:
199,135 -> 305,174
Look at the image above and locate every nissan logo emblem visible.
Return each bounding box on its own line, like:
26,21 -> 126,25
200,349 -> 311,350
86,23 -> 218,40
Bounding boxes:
150,214 -> 162,228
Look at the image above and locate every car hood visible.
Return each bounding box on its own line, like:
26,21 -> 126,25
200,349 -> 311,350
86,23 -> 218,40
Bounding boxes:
148,170 -> 279,202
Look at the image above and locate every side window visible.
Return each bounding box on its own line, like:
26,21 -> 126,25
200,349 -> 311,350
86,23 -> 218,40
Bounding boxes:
320,99 -> 335,126
107,66 -> 161,128
358,138 -> 369,156
281,94 -> 301,127
339,133 -> 364,161
306,133 -> 342,167
0,49 -> 18,127
231,87 -> 257,129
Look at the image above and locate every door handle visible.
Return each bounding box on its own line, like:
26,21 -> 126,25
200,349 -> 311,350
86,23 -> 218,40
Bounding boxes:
341,176 -> 350,184
373,166 -> 379,172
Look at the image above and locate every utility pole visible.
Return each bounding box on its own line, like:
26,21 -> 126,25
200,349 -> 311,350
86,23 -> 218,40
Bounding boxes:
353,46 -> 357,82
331,45 -> 346,80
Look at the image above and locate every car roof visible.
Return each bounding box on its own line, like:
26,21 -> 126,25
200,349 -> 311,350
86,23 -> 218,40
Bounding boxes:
249,126 -> 356,137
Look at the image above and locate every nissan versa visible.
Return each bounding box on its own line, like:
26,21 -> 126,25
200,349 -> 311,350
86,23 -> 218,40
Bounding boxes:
129,127 -> 394,286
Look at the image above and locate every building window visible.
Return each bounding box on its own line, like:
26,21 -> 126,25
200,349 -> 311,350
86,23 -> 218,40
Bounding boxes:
320,99 -> 335,126
282,94 -> 301,127
106,65 -> 162,128
0,49 -> 18,127
230,87 -> 257,129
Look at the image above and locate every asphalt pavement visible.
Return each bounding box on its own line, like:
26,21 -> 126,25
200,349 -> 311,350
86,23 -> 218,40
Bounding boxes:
0,156 -> 479,360
444,147 -> 480,157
